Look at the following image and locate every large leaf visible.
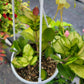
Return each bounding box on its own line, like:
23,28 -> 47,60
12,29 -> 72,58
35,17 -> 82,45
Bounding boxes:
12,57 -> 29,68
17,36 -> 28,51
52,40 -> 64,54
21,31 -> 35,42
42,16 -> 52,33
23,9 -> 34,21
60,37 -> 71,49
65,56 -> 78,65
68,32 -> 84,49
42,28 -> 55,42
69,63 -> 84,78
18,15 -> 30,24
57,63 -> 75,80
23,44 -> 34,57
74,59 -> 84,65
55,20 -> 72,27
77,46 -> 84,60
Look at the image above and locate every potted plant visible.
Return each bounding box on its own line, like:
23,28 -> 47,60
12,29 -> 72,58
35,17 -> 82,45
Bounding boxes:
10,0 -> 84,84
10,4 -> 60,83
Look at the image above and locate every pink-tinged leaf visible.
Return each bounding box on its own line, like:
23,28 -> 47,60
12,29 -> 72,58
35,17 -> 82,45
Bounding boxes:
0,49 -> 5,53
0,57 -> 3,61
3,34 -> 9,39
0,63 -> 2,65
0,54 -> 6,56
0,32 -> 5,36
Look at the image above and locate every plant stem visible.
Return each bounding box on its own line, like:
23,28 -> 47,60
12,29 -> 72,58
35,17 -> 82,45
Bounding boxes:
60,8 -> 64,34
35,31 -> 39,55
63,55 -> 71,61
60,8 -> 63,23
53,6 -> 59,20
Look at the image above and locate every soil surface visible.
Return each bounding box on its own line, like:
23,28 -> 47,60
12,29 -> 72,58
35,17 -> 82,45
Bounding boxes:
16,56 -> 57,82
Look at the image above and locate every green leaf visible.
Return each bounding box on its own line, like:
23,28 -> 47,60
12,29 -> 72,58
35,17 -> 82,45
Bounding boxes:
55,20 -> 61,26
44,47 -> 54,58
42,28 -> 55,42
50,55 -> 62,62
69,63 -> 84,78
41,69 -> 47,80
60,37 -> 71,49
12,57 -> 29,68
74,59 -> 84,65
77,46 -> 84,60
57,63 -> 75,80
23,9 -> 34,21
49,20 -> 56,28
17,57 -> 29,67
27,55 -> 33,61
30,56 -> 38,65
21,31 -> 35,42
65,56 -> 78,65
68,32 -> 84,49
42,41 -> 48,51
42,16 -> 52,33
23,44 -> 34,57
62,22 -> 72,26
52,40 -> 64,54
17,36 -> 28,50
18,15 -> 31,24
71,38 -> 79,47
13,41 -> 21,54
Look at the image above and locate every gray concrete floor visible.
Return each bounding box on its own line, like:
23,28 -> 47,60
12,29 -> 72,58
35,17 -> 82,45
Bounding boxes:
0,0 -> 84,84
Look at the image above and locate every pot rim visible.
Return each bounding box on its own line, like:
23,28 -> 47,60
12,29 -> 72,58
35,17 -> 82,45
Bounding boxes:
11,52 -> 59,84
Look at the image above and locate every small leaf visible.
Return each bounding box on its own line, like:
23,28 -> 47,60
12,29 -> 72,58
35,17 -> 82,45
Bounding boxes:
41,69 -> 47,80
50,55 -> 62,62
13,41 -> 21,54
30,56 -> 38,65
17,36 -> 28,50
44,47 -> 54,58
42,41 -> 48,51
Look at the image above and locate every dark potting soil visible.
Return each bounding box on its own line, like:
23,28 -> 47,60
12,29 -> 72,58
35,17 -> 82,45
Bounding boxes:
16,56 -> 57,82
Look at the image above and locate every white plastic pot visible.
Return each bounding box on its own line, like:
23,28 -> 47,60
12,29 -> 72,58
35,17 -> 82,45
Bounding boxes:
11,52 -> 59,84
